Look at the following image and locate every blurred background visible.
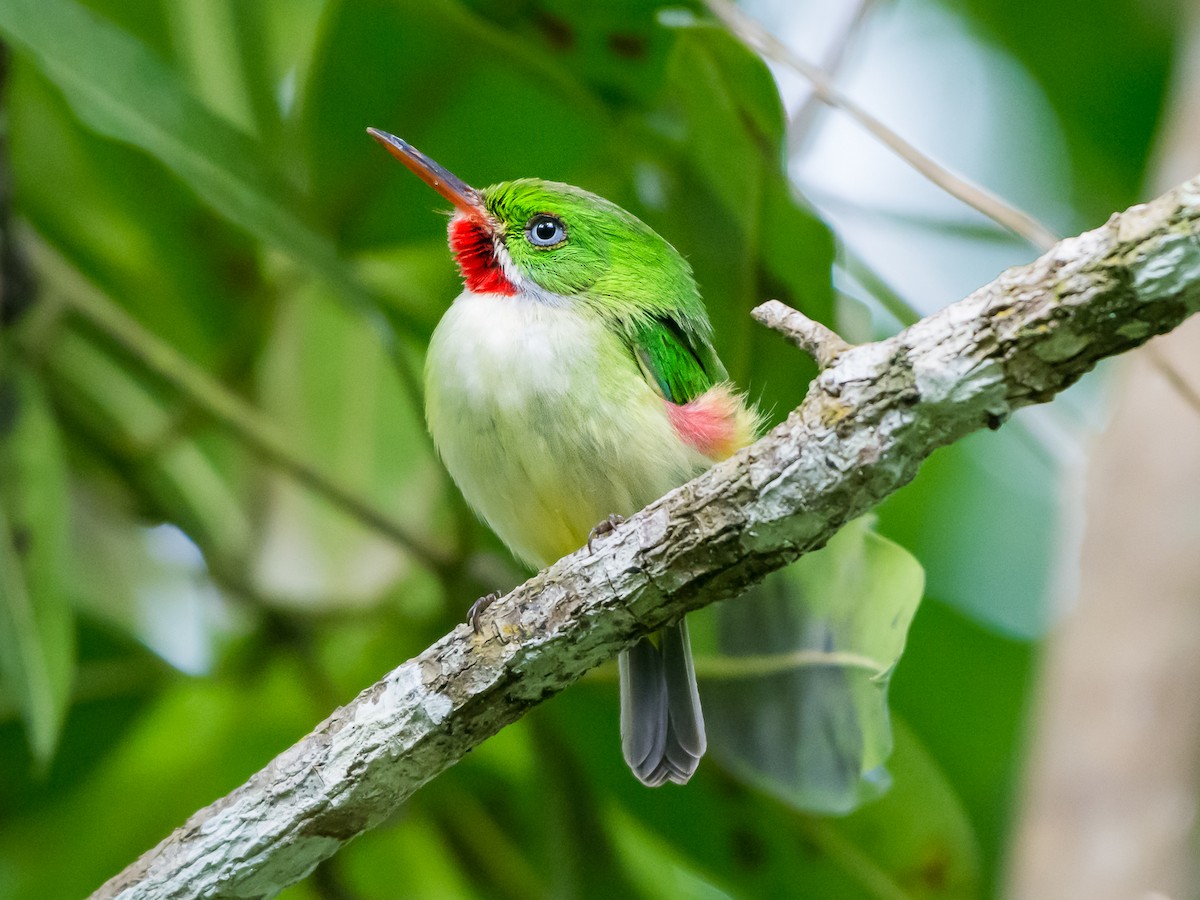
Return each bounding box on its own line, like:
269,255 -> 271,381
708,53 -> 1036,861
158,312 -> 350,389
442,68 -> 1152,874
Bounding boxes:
1,0 -> 1198,898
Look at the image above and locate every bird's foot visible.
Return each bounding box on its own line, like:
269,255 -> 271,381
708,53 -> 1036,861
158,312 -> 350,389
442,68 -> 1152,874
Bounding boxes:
587,514 -> 626,553
468,591 -> 500,635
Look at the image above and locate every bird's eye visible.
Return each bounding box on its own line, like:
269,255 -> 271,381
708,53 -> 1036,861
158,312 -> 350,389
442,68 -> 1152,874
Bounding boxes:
526,214 -> 567,248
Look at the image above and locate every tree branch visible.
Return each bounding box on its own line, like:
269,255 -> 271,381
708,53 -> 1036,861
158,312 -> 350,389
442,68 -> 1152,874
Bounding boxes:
93,176 -> 1200,899
752,299 -> 852,368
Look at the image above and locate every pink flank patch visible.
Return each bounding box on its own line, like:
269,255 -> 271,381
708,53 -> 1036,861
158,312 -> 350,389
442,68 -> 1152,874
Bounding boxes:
666,386 -> 752,461
448,216 -> 516,295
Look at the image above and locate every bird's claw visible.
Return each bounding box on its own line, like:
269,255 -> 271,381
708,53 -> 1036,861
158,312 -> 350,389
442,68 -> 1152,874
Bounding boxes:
468,591 -> 500,635
587,514 -> 626,553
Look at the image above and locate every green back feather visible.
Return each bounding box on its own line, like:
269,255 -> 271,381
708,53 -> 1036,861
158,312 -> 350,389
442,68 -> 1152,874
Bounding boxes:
631,317 -> 713,404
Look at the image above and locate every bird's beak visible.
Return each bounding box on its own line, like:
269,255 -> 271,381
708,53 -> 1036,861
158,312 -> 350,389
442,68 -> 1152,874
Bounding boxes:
367,128 -> 487,222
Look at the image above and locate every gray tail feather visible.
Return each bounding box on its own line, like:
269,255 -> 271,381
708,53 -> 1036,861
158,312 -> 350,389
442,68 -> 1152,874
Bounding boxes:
618,620 -> 706,786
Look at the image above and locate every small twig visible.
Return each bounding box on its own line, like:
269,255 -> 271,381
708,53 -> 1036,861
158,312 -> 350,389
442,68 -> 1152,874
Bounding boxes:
752,299 -> 852,368
1146,343 -> 1200,415
811,185 -> 1035,244
788,0 -> 878,153
715,1 -> 1200,423
705,0 -> 1059,252
92,172 -> 1200,900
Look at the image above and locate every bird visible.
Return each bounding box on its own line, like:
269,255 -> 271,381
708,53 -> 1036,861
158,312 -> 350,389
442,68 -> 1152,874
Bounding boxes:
369,128 -> 758,786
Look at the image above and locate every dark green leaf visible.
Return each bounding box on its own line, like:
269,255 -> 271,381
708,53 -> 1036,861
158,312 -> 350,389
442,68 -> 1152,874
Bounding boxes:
0,0 -> 373,319
8,59 -> 257,366
0,370 -> 74,765
551,679 -> 979,899
643,20 -> 834,422
875,426 -> 1059,638
890,599 -> 1035,888
801,717 -> 982,900
251,279 -> 452,607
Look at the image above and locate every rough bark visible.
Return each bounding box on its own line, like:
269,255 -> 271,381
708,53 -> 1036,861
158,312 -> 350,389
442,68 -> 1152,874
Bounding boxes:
93,176 -> 1200,899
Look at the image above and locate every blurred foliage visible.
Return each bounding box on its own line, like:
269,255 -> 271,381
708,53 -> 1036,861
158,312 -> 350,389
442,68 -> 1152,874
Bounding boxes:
942,0 -> 1176,220
703,517 -> 924,816
0,0 -> 1181,897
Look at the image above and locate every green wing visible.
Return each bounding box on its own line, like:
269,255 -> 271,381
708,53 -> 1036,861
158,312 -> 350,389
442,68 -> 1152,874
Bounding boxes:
628,315 -> 724,405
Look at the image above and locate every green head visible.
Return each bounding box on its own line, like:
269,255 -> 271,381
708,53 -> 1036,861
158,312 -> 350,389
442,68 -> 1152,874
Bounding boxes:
367,128 -> 708,332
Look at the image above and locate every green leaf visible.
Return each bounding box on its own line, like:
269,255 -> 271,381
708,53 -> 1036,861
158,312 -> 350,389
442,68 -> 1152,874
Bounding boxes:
698,517 -> 925,814
300,0 -> 609,249
657,20 -> 786,235
798,718 -> 983,900
875,427 -> 1059,638
0,370 -> 75,766
643,19 -> 834,424
889,600 -> 1036,888
43,325 -> 253,568
7,59 -> 265,372
0,0 -> 375,320
251,278 -> 451,608
0,656 -> 322,899
0,619 -> 166,821
162,0 -> 274,139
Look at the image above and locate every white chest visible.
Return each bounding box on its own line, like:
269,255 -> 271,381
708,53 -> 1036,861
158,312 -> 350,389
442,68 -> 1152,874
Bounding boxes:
427,291 -> 599,413
424,291 -> 706,566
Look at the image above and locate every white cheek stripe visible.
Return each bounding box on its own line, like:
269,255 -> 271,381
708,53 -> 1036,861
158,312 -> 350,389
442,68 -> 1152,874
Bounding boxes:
493,235 -> 524,289
492,233 -> 572,309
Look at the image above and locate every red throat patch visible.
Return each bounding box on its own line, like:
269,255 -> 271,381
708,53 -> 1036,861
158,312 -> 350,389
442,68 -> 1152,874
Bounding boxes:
448,217 -> 517,295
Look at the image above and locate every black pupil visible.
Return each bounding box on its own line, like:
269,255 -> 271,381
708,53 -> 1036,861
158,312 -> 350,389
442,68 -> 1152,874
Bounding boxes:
535,220 -> 558,241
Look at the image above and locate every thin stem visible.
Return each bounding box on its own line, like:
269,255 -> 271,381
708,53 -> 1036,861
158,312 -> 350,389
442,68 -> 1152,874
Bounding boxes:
788,0 -> 878,153
582,649 -> 887,683
753,299 -> 852,368
705,0 -> 1060,252
695,649 -> 886,680
799,819 -> 914,900
1146,344 -> 1200,415
812,186 -> 1034,244
838,246 -> 920,327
